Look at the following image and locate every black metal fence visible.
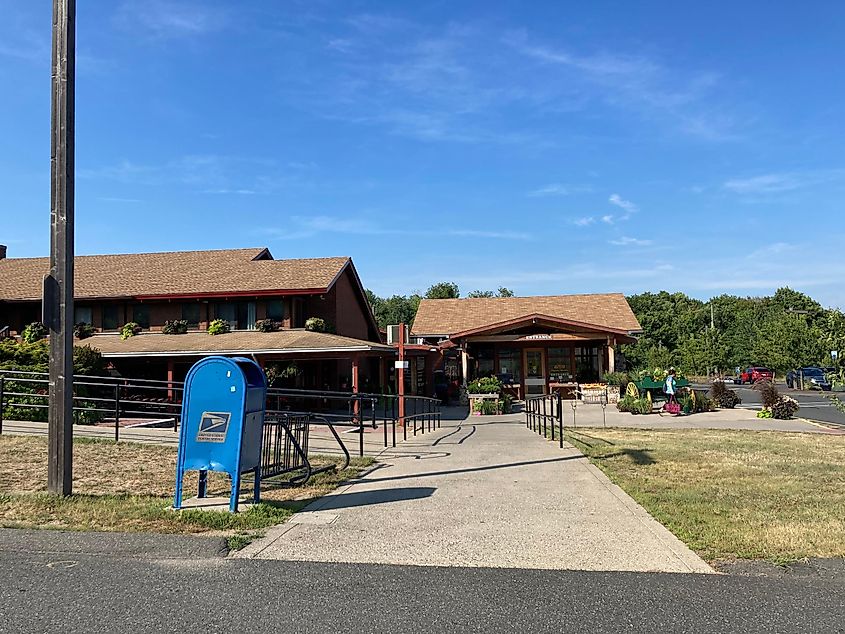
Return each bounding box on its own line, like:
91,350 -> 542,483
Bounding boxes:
525,392 -> 564,448
0,369 -> 442,454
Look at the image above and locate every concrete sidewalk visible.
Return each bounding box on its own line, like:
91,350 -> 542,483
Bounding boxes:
238,414 -> 712,573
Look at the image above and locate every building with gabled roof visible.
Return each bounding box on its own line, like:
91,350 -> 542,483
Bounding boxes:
0,246 -> 392,392
413,294 -> 642,399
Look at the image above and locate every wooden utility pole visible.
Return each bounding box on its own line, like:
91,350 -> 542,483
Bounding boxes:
47,0 -> 76,495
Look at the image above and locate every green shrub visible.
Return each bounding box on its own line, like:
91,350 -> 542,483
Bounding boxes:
120,322 -> 142,340
467,376 -> 503,395
73,322 -> 96,339
472,398 -> 499,415
709,380 -> 741,408
304,317 -> 329,333
255,319 -> 278,333
602,371 -> 630,387
630,398 -> 653,415
754,381 -> 780,409
207,319 -> 230,336
771,395 -> 799,419
162,319 -> 188,335
616,395 -> 637,412
73,345 -> 104,375
21,322 -> 47,343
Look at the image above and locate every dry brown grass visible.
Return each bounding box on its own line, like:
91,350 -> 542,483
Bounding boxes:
567,428 -> 845,563
0,435 -> 372,536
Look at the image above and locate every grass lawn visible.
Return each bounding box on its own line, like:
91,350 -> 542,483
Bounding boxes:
565,428 -> 845,563
0,435 -> 372,546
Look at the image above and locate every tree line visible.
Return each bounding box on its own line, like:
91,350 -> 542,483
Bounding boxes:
622,287 -> 843,375
366,283 -> 844,376
365,282 -> 513,330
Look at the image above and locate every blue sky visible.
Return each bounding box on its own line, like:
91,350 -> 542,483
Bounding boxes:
1,1 -> 844,307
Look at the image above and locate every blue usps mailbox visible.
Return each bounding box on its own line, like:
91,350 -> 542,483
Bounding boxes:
174,356 -> 268,512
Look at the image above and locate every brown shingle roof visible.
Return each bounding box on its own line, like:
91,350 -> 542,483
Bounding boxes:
411,294 -> 642,336
80,330 -> 394,357
0,248 -> 350,300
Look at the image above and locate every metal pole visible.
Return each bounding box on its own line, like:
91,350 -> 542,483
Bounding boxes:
113,385 -> 120,442
47,0 -> 75,496
0,376 -> 4,435
558,391 -> 563,449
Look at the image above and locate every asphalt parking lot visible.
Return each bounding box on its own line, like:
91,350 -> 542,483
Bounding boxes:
725,384 -> 845,428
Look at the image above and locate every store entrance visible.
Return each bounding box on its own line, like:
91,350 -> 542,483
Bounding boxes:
523,348 -> 546,395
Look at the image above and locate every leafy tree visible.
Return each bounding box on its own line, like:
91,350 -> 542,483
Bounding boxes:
467,287 -> 516,298
425,282 -> 460,299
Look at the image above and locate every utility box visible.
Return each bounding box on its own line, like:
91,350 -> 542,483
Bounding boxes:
173,356 -> 268,512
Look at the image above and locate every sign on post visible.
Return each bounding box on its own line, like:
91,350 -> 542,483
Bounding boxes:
395,360 -> 409,370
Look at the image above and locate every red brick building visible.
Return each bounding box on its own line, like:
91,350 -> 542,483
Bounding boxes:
0,247 -> 393,391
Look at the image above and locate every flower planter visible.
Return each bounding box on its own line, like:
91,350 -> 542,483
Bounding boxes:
468,393 -> 502,416
606,385 -> 620,404
580,384 -> 608,404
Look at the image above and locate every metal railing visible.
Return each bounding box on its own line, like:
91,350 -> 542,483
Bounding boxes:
0,369 -> 182,439
525,392 -> 564,448
260,412 -> 349,485
0,369 -> 442,451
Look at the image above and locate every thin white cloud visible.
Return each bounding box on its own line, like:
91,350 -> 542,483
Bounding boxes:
97,196 -> 142,203
608,194 -> 638,214
573,217 -> 595,226
601,215 -> 614,224
265,215 -> 531,241
609,236 -> 653,246
506,31 -> 735,140
527,183 -> 592,197
201,189 -> 257,195
723,169 -> 845,195
116,1 -> 226,38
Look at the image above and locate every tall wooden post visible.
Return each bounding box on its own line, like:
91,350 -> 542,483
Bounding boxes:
351,354 -> 360,420
47,0 -> 76,495
398,323 -> 406,426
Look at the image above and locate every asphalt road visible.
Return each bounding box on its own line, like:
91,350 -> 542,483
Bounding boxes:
730,384 -> 845,428
1,530 -> 843,633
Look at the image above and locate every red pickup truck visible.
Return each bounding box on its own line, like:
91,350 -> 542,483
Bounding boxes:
736,366 -> 774,384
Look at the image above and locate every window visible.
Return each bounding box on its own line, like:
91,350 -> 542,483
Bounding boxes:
214,302 -> 255,330
132,304 -> 150,329
237,301 -> 256,330
548,347 -> 573,383
575,346 -> 600,382
215,303 -> 237,327
266,299 -> 284,322
475,345 -> 495,378
182,303 -> 201,328
291,298 -> 305,328
74,306 -> 93,325
102,305 -> 120,330
496,348 -> 522,383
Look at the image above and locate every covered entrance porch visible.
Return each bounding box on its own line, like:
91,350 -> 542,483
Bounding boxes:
450,314 -> 636,399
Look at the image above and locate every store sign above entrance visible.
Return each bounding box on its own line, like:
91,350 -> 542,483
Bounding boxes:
522,334 -> 553,340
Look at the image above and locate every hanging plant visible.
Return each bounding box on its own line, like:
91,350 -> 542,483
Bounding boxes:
162,319 -> 189,335
255,319 -> 279,333
73,322 -> 96,340
207,319 -> 230,336
120,322 -> 142,340
21,322 -> 47,343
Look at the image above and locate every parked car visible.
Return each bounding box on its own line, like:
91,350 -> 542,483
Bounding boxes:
735,366 -> 774,385
795,367 -> 832,391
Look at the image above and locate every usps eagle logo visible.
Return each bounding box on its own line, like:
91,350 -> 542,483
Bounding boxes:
196,412 -> 231,443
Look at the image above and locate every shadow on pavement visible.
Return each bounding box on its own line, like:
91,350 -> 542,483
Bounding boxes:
357,454 -> 583,484
316,487 -> 436,509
